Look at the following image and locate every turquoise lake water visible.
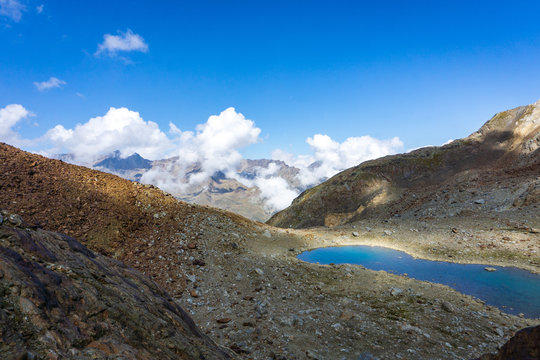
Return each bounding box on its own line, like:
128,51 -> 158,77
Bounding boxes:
297,245 -> 540,318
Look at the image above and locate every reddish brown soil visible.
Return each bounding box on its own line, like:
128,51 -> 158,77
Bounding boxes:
0,142 -> 254,296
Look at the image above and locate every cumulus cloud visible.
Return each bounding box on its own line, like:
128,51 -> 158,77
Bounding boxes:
230,162 -> 300,211
0,104 -> 34,146
34,77 -> 67,91
273,134 -> 403,187
0,0 -> 25,22
95,29 -> 149,56
44,107 -> 172,163
141,107 -> 261,190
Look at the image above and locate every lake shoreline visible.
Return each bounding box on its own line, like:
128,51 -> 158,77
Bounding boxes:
279,215 -> 540,275
296,244 -> 540,318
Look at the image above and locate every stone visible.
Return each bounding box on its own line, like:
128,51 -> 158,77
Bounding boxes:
352,231 -> 359,237
383,230 -> 392,236
484,267 -> 497,272
441,301 -> 454,313
477,325 -> 540,359
254,268 -> 264,276
263,230 -> 272,238
339,311 -> 354,320
475,199 -> 485,204
357,352 -> 379,360
189,289 -> 199,298
216,318 -> 232,324
192,259 -> 206,266
389,287 -> 403,296
8,214 -> 24,226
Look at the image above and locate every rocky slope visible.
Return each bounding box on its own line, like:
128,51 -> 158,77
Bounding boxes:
0,142 -> 253,296
268,100 -> 540,229
0,210 -> 232,359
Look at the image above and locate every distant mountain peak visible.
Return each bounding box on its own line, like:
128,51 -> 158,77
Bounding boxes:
94,151 -> 152,171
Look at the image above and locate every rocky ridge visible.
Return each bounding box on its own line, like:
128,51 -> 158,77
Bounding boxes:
268,100 -> 540,229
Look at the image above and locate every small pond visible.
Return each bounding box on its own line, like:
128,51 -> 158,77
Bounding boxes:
297,245 -> 540,318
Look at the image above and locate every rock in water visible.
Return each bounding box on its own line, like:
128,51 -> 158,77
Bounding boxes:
484,267 -> 497,272
0,211 -> 232,360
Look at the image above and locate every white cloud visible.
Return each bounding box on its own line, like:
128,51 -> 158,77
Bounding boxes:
0,0 -> 24,22
0,104 -> 34,146
241,163 -> 300,210
95,29 -> 149,56
141,107 -> 261,190
36,4 -> 43,14
44,107 -> 172,163
34,77 -> 67,91
255,176 -> 299,210
273,134 -> 403,187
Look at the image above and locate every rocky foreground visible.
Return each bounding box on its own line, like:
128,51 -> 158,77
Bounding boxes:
0,210 -> 232,359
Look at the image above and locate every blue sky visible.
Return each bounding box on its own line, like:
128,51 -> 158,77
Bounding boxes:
2,0 -> 540,160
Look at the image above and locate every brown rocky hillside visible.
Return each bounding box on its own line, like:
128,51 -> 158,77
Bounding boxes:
0,142 -> 255,295
268,100 -> 540,229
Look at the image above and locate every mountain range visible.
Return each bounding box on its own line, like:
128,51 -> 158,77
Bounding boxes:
90,153 -> 307,222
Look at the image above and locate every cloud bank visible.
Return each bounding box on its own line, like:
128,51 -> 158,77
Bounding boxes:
0,104 -> 34,147
14,104 -> 402,212
44,107 -> 172,163
96,29 -> 149,56
140,107 -> 261,191
273,134 -> 404,187
34,77 -> 66,91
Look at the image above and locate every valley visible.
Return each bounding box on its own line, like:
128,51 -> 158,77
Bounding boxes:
0,100 -> 539,359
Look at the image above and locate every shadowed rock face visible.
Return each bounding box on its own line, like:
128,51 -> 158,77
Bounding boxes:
0,210 -> 232,360
476,325 -> 540,360
268,101 -> 540,229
